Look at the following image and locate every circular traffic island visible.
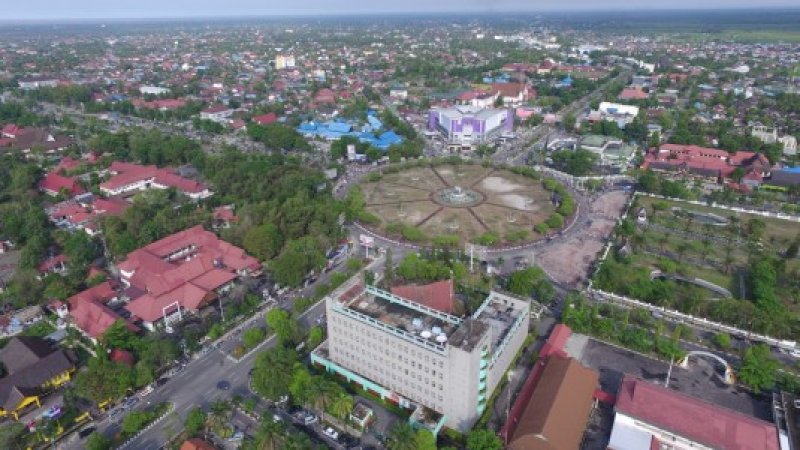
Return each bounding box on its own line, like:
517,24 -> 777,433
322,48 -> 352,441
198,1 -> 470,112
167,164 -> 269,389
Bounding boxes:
357,163 -> 560,247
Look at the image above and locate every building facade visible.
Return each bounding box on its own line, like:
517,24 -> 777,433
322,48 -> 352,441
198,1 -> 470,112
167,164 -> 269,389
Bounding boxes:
428,106 -> 513,151
312,271 -> 530,433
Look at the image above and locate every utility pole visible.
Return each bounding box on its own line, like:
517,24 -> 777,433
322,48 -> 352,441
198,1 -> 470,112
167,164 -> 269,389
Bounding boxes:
665,356 -> 674,388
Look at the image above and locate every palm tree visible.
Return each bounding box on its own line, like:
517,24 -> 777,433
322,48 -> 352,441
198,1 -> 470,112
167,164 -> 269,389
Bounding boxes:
253,419 -> 284,450
283,433 -> 313,450
701,238 -> 712,263
207,400 -> 230,437
386,422 -> 417,450
676,241 -> 690,263
307,377 -> 338,422
723,247 -> 735,275
658,233 -> 670,252
330,393 -> 354,424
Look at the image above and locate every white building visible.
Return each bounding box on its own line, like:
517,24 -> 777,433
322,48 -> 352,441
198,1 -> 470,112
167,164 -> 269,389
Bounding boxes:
312,271 -> 530,433
609,376 -> 779,450
139,86 -> 171,95
200,105 -> 234,123
428,106 -> 513,152
18,76 -> 59,90
274,54 -> 296,70
752,125 -> 798,156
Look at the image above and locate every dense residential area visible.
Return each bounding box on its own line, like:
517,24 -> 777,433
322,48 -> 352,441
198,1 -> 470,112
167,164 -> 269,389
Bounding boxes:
0,6 -> 799,450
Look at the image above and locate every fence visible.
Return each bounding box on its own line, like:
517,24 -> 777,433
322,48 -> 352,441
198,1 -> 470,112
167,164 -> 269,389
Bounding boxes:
583,191 -> 799,350
587,286 -> 794,349
635,192 -> 800,223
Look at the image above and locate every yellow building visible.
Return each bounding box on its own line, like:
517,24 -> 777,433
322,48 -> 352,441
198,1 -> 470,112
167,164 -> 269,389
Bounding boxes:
0,336 -> 75,420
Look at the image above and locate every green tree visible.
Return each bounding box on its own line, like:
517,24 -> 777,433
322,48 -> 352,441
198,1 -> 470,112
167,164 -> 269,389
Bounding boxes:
184,408 -> 206,436
253,418 -> 284,450
251,346 -> 299,401
306,326 -> 324,349
562,112 -> 577,131
415,429 -> 438,450
266,309 -> 298,344
243,327 -> 266,349
738,344 -> 779,393
121,410 -> 154,434
329,393 -> 354,422
243,223 -> 283,261
386,422 -> 417,450
466,429 -> 503,450
0,423 -> 27,450
713,333 -> 731,350
85,432 -> 112,450
506,267 -> 555,302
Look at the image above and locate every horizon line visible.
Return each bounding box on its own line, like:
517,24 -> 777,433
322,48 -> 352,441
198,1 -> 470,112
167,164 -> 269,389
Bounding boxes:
1,7 -> 800,25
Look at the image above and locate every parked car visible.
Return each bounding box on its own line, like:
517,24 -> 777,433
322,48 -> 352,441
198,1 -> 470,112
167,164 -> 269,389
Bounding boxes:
156,377 -> 170,387
78,425 -> 96,439
122,397 -> 140,409
139,385 -> 154,397
303,413 -> 318,425
323,427 -> 339,440
272,414 -> 283,423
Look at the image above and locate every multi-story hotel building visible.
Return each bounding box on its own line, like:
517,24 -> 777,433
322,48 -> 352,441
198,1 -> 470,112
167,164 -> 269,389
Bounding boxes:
311,269 -> 530,433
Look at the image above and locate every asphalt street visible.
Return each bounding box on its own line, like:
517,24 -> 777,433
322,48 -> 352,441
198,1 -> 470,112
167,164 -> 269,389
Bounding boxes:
62,298 -> 326,450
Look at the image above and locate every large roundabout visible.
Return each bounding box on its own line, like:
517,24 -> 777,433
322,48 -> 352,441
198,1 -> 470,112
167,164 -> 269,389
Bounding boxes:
358,164 -> 560,246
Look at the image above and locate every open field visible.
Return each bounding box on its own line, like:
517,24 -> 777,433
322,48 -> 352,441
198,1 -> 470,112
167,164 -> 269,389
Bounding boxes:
359,164 -> 556,245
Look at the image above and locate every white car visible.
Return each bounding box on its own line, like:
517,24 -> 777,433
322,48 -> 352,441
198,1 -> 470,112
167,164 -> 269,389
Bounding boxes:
323,427 -> 339,440
139,385 -> 154,397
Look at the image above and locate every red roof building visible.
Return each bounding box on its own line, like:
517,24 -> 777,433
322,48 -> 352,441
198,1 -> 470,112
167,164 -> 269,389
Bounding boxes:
67,282 -> 139,340
609,376 -> 780,450
391,279 -> 456,314
47,197 -> 129,235
118,226 -> 259,328
252,113 -> 277,125
100,161 -> 211,199
109,348 -> 136,367
39,172 -> 85,197
37,254 -> 68,275
641,144 -> 771,183
618,87 -> 649,100
314,88 -> 336,105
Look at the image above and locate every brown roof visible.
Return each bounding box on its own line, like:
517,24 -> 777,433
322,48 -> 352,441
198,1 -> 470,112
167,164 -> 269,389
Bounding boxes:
508,355 -> 598,450
0,337 -> 75,411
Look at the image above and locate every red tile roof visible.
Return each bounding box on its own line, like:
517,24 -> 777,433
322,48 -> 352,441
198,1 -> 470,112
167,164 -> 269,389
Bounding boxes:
37,254 -> 68,273
68,282 -> 139,338
391,279 -> 456,314
119,226 -> 259,323
100,161 -> 207,195
39,172 -> 85,196
252,113 -> 277,125
618,87 -> 649,100
202,104 -> 232,114
641,144 -> 770,181
615,376 -> 780,450
109,348 -> 135,366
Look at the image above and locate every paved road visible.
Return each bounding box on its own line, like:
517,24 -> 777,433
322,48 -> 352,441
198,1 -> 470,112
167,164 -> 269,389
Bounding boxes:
62,299 -> 327,450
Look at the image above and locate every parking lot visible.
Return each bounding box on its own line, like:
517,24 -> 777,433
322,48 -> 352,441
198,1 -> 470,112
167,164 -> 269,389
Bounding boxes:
568,336 -> 773,421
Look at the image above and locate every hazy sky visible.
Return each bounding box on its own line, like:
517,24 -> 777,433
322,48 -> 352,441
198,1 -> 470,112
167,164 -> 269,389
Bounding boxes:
3,0 -> 798,20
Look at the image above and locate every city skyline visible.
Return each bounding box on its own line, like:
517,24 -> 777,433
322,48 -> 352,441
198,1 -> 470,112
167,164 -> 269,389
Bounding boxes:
2,0 -> 799,21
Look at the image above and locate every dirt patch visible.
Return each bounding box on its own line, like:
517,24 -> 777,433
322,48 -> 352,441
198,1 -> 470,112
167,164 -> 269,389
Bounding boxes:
536,191 -> 629,286
479,176 -> 526,193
